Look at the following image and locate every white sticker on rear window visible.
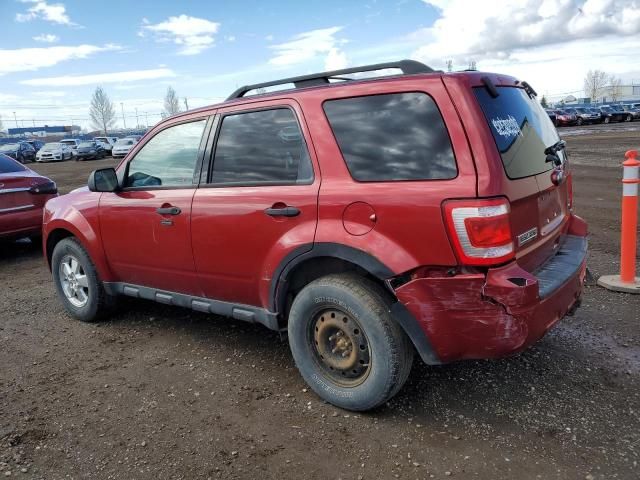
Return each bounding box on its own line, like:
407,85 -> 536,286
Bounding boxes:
491,115 -> 522,138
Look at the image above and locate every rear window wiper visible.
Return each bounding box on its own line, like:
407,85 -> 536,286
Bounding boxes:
545,140 -> 566,166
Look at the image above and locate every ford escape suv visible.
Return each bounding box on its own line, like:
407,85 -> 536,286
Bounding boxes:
43,60 -> 587,411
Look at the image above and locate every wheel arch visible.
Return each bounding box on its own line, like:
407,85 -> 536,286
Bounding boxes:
44,219 -> 114,282
270,243 -> 394,316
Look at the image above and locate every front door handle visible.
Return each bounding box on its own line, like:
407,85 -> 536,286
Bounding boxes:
156,206 -> 181,215
264,206 -> 300,217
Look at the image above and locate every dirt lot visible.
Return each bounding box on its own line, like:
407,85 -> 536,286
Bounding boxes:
1,124 -> 639,479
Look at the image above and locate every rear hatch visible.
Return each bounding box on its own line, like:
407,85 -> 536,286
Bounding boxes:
472,83 -> 571,272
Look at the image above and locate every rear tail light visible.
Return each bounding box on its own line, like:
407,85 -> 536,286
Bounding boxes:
29,180 -> 57,194
443,198 -> 514,266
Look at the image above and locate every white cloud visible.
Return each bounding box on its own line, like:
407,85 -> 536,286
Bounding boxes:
269,26 -> 347,66
265,34 -> 274,42
32,33 -> 59,43
416,0 -> 640,60
413,0 -> 640,97
324,48 -> 348,70
0,44 -> 120,75
141,15 -> 220,55
20,68 -> 177,86
16,0 -> 76,26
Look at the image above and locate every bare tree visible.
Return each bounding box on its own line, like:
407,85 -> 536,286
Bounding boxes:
583,70 -> 608,102
164,86 -> 181,116
89,87 -> 116,135
446,59 -> 453,72
608,75 -> 623,102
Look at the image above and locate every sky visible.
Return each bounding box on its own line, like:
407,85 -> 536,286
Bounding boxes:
0,0 -> 639,131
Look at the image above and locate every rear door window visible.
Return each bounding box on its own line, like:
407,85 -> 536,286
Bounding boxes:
474,86 -> 560,179
323,92 -> 457,182
211,108 -> 313,185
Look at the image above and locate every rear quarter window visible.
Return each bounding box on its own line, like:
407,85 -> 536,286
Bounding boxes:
0,154 -> 26,173
323,92 -> 457,182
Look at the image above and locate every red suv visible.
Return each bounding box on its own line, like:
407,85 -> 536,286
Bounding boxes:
43,60 -> 587,411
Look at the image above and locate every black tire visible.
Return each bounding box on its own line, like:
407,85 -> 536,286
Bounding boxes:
287,273 -> 413,411
576,117 -> 583,126
626,115 -> 632,122
51,237 -> 115,322
604,117 -> 610,124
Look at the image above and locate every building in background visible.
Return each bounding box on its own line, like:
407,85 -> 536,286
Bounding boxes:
7,125 -> 81,138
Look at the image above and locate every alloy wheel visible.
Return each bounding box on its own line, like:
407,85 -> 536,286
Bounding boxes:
58,254 -> 89,308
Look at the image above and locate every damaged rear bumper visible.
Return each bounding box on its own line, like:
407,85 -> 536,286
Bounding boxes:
393,230 -> 587,365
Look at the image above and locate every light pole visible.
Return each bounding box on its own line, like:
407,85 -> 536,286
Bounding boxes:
144,111 -> 148,127
135,107 -> 139,129
13,112 -> 18,127
121,102 -> 126,129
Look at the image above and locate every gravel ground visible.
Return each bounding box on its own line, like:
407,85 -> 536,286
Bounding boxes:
1,124 -> 639,479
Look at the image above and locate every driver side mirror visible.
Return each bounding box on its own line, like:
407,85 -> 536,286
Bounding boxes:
88,167 -> 119,192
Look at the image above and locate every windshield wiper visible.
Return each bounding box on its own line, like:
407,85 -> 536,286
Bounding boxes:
545,140 -> 566,166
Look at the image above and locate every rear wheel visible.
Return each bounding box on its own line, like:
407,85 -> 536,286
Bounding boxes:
604,117 -> 610,124
626,114 -> 632,122
576,117 -> 583,126
287,274 -> 413,411
51,237 -> 115,322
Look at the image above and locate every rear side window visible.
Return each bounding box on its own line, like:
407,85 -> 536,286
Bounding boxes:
323,92 -> 457,182
211,108 -> 313,185
474,86 -> 559,179
0,154 -> 26,174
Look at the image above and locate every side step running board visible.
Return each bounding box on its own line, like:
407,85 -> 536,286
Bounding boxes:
103,282 -> 279,331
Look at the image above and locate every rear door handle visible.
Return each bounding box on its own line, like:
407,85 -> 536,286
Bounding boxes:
264,206 -> 300,217
156,206 -> 181,215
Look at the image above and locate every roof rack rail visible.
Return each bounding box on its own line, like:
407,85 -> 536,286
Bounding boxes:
226,59 -> 435,100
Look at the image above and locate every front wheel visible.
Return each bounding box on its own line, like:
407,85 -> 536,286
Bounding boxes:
604,117 -> 610,124
576,117 -> 583,126
51,237 -> 115,322
288,274 -> 413,411
626,115 -> 632,122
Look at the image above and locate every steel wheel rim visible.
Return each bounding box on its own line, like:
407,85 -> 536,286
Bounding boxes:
309,308 -> 371,387
58,254 -> 89,308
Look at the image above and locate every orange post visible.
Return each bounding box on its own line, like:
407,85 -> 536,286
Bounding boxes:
620,150 -> 639,283
598,149 -> 640,293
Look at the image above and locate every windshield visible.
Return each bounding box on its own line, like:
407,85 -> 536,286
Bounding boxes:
115,139 -> 134,146
0,143 -> 20,151
43,143 -> 61,150
79,142 -> 96,147
576,108 -> 586,113
60,140 -> 76,145
474,86 -> 560,180
601,107 -> 612,112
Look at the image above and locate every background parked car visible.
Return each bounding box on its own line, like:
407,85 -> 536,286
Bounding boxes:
553,109 -> 577,126
75,141 -> 106,161
60,139 -> 81,157
111,138 -> 137,158
621,104 -> 640,120
0,153 -> 57,242
565,107 -> 601,125
94,136 -> 117,154
25,140 -> 45,152
545,109 -> 558,126
35,142 -> 73,162
603,105 -> 632,122
0,142 -> 36,163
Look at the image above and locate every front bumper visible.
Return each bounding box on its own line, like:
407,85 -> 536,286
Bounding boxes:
395,217 -> 588,364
